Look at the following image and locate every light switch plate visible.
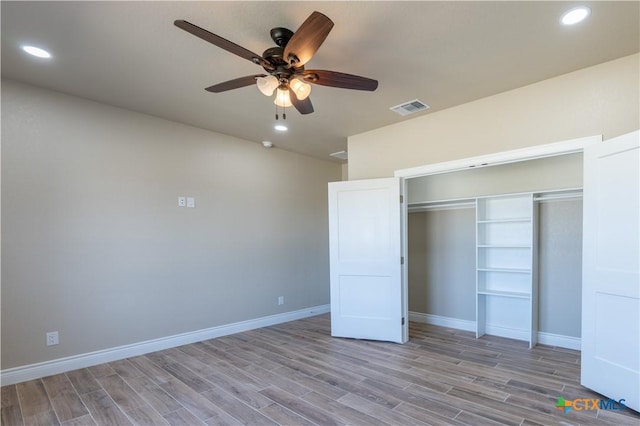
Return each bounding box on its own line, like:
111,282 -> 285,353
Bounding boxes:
187,197 -> 195,208
46,331 -> 59,346
178,197 -> 186,207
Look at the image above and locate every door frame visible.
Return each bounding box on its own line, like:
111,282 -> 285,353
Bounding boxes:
392,134 -> 601,341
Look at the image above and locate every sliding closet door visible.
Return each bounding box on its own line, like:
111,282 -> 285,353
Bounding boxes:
582,130 -> 639,412
328,178 -> 407,343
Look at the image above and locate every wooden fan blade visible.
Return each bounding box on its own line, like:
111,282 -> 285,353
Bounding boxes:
175,20 -> 267,66
302,70 -> 378,91
289,89 -> 314,114
283,12 -> 334,67
205,75 -> 266,93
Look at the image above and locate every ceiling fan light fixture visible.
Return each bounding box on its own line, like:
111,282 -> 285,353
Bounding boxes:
257,75 -> 278,96
274,88 -> 293,107
290,78 -> 311,100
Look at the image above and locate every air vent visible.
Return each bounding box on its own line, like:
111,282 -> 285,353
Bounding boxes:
330,150 -> 348,160
390,99 -> 430,116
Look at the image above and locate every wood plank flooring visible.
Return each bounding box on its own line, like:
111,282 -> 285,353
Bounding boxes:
2,314 -> 639,425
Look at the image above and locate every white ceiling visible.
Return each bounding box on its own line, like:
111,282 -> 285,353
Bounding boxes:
2,1 -> 638,162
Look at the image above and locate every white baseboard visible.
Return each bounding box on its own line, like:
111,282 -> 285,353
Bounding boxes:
409,312 -> 476,331
1,304 -> 330,386
537,331 -> 581,350
409,311 -> 580,350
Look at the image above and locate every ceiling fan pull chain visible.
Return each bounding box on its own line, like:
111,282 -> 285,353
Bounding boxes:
275,103 -> 286,120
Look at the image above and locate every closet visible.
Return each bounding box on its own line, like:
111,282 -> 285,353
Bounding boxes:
330,130 -> 637,410
407,153 -> 584,348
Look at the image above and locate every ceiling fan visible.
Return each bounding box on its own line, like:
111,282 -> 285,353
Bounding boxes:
174,11 -> 378,115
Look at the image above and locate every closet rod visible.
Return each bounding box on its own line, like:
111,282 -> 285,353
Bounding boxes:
534,192 -> 583,202
408,200 -> 475,212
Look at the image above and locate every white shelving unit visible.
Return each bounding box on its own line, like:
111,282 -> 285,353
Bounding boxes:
476,193 -> 538,347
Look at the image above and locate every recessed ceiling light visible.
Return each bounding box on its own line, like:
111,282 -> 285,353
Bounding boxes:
21,45 -> 51,58
561,6 -> 591,25
274,124 -> 288,131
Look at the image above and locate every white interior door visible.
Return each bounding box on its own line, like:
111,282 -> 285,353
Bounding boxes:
328,177 -> 407,343
582,130 -> 639,412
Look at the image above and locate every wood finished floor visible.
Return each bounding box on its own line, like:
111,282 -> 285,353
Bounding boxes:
2,315 -> 639,426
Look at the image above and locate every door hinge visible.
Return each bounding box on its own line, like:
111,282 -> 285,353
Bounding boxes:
402,317 -> 405,326
401,256 -> 405,265
400,195 -> 404,203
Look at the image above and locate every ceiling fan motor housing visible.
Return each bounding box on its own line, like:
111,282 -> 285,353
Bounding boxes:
261,45 -> 301,84
262,46 -> 285,65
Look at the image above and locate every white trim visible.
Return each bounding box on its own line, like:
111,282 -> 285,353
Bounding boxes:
409,312 -> 475,332
0,305 -> 330,386
409,311 -> 580,350
394,135 -> 601,179
537,331 -> 581,350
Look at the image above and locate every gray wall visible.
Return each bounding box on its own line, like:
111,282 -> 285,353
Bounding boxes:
1,79 -> 342,370
408,200 -> 583,337
538,199 -> 583,337
408,212 -> 428,313
408,208 -> 476,320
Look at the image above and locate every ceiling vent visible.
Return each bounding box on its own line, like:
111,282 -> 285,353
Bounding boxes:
390,99 -> 430,116
330,150 -> 348,160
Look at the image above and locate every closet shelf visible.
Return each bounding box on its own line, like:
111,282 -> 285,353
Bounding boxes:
477,218 -> 532,224
478,267 -> 531,273
476,193 -> 537,348
477,290 -> 531,299
477,244 -> 531,249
